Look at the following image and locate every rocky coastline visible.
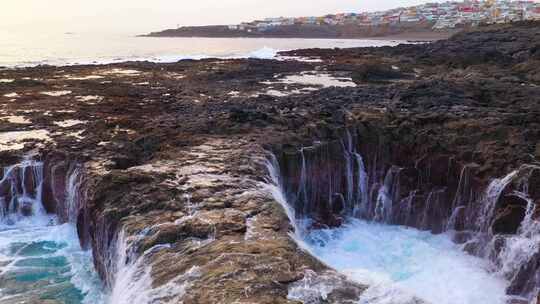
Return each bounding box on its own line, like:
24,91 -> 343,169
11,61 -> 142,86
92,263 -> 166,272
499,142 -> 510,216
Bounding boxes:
143,23 -> 455,41
1,21 -> 539,303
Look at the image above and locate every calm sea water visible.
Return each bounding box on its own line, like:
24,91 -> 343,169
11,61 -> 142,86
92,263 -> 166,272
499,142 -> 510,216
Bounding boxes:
0,30 -> 400,67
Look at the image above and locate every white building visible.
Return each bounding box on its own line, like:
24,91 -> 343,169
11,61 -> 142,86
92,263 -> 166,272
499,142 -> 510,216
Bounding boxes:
525,6 -> 540,20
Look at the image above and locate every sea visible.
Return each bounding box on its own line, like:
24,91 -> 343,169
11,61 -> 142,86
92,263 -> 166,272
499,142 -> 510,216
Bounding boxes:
0,30 -> 400,68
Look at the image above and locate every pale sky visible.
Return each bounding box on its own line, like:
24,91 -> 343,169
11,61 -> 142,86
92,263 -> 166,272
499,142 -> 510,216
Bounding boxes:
1,0 -> 442,34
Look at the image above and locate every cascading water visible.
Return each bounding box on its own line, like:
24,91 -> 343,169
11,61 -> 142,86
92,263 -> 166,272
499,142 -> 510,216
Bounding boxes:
476,170 -> 519,233
269,131 -> 540,304
373,166 -> 401,223
352,153 -> 369,218
0,159 -> 105,303
265,154 -> 302,235
107,227 -> 204,304
0,160 -> 45,220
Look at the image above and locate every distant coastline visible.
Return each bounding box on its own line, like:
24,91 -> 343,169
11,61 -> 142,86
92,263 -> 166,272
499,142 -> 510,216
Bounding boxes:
142,23 -> 457,41
143,0 -> 539,41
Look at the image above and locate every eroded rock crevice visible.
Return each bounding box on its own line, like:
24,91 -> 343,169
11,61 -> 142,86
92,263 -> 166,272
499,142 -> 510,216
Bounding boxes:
272,123 -> 540,301
0,153 -> 88,230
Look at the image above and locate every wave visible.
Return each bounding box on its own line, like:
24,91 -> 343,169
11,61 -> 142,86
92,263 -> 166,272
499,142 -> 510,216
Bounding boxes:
1,47 -> 279,68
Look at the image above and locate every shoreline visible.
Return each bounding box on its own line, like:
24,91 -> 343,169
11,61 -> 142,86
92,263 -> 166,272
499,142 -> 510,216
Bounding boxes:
2,32 -> 459,70
0,38 -> 403,70
140,30 -> 457,42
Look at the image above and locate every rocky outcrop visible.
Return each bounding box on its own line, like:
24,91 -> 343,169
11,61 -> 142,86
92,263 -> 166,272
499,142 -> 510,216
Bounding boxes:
82,138 -> 366,303
271,114 -> 540,299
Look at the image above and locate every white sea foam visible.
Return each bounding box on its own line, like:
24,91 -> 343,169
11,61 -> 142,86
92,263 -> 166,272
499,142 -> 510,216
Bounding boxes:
65,75 -> 105,80
3,92 -> 20,98
307,219 -> 510,304
41,90 -> 72,96
247,46 -> 277,59
47,224 -> 107,304
0,220 -> 106,304
76,95 -> 104,103
54,119 -> 87,128
262,72 -> 357,88
0,32 -> 400,68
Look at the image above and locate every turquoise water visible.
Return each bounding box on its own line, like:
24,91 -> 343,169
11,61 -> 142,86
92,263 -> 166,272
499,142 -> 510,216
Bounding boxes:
0,216 -> 106,304
305,219 -> 510,304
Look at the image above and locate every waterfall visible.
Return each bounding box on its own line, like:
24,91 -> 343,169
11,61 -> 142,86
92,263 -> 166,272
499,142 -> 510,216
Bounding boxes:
374,166 -> 401,223
446,206 -> 466,231
353,153 -> 369,218
296,147 -> 309,218
264,153 -> 302,235
489,166 -> 540,300
0,159 -> 45,221
420,190 -> 437,230
108,230 -> 151,304
497,194 -> 538,268
450,164 -> 476,215
342,130 -> 371,216
0,159 -> 105,303
0,158 -> 89,226
521,194 -> 540,238
270,131 -> 540,302
343,131 -> 354,213
267,148 -> 515,304
108,228 -> 201,304
396,190 -> 416,226
476,170 -> 519,233
65,165 -> 85,223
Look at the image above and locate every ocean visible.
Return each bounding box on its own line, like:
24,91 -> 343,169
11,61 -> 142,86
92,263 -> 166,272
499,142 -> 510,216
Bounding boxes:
0,30 -> 400,67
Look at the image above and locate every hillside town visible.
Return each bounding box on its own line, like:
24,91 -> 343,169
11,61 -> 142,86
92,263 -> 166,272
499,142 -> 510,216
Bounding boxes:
227,0 -> 540,31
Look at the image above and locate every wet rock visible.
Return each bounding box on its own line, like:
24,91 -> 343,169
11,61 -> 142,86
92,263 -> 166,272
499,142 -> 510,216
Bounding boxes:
42,154 -> 70,214
507,250 -> 540,297
109,155 -> 139,170
492,194 -> 528,235
326,287 -> 365,304
529,167 -> 540,201
351,61 -> 405,83
134,135 -> 161,160
287,270 -> 366,304
20,202 -> 33,216
506,298 -> 530,304
452,231 -> 475,244
229,107 -> 270,124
